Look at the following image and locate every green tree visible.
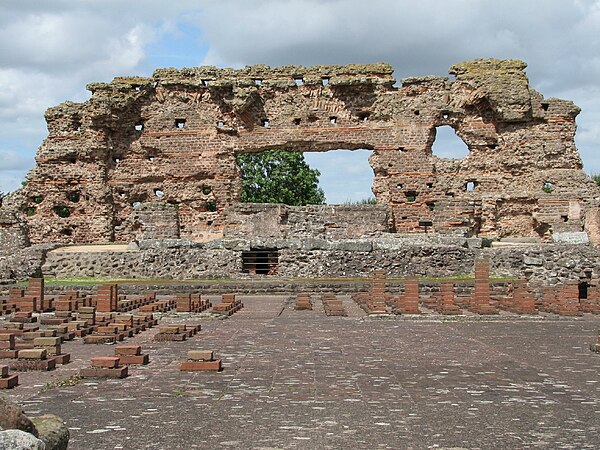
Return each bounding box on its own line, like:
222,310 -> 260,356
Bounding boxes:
593,174 -> 600,186
237,150 -> 325,206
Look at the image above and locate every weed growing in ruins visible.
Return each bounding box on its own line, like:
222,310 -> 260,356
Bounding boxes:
41,375 -> 82,392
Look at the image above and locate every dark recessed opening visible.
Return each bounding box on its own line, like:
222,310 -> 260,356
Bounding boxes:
154,189 -> 164,198
113,156 -> 121,164
26,206 -> 36,216
202,186 -> 212,195
132,85 -> 141,91
175,119 -> 186,129
31,195 -> 44,204
427,202 -> 435,211
561,215 -> 568,222
487,143 -> 498,149
53,205 -> 71,218
134,122 -> 144,132
446,192 -> 455,197
132,201 -> 141,208
60,228 -> 73,236
73,121 -> 81,132
426,182 -> 433,189
543,182 -> 554,193
293,118 -> 301,126
396,183 -> 403,189
242,248 -> 279,275
202,80 -> 210,87
358,112 -> 370,121
329,116 -> 337,124
398,147 -> 405,152
579,281 -> 589,300
261,119 -> 270,128
414,110 -> 420,116
294,77 -> 304,86
541,102 -> 549,111
67,192 -> 80,203
442,112 -> 450,119
466,181 -> 476,192
206,201 -> 217,212
68,157 -> 77,164
216,121 -> 225,127
322,77 -> 330,86
405,191 -> 417,202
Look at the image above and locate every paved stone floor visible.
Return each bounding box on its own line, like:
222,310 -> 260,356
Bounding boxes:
6,295 -> 600,449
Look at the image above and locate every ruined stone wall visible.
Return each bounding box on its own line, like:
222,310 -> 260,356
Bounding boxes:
11,58 -> 600,245
38,238 -> 600,286
0,209 -> 29,256
222,203 -> 392,239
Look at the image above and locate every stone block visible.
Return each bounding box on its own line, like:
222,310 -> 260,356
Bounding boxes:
18,349 -> 47,360
179,359 -> 222,372
80,366 -> 128,379
188,350 -> 214,361
91,357 -> 121,369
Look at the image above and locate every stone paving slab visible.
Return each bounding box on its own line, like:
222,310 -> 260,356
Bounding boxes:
4,295 -> 600,449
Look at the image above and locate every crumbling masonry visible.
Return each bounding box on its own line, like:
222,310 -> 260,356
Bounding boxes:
4,58 -> 599,245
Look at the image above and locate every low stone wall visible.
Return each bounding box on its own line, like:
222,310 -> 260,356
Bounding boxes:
0,209 -> 29,257
35,237 -> 600,286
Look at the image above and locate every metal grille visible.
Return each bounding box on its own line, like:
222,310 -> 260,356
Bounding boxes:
242,249 -> 279,275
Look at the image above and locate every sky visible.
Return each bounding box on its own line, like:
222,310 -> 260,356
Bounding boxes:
1,0 -> 599,204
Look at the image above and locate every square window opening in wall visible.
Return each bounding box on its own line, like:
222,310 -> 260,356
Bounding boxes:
322,77 -> 330,86
329,116 -> 337,124
405,191 -> 417,202
358,112 -> 370,121
293,118 -> 301,126
242,248 -> 279,275
175,119 -> 186,129
294,77 -> 304,86
426,182 -> 433,188
261,119 -> 270,128
134,122 -> 144,132
254,79 -> 262,86
466,181 -> 477,192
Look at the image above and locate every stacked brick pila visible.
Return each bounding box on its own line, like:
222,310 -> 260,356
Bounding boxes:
115,346 -> 149,365
96,284 -> 118,312
80,356 -> 128,379
11,287 -> 37,313
0,365 -> 18,389
580,278 -> 600,314
557,281 -> 582,316
180,350 -> 222,372
368,270 -> 388,314
176,293 -> 211,313
212,294 -> 243,316
322,294 -> 347,316
396,276 -> 421,314
33,337 -> 70,365
154,324 -> 201,342
469,259 -> 498,315
0,333 -> 18,359
437,281 -> 462,315
27,278 -> 46,311
11,349 -> 56,371
512,281 -> 537,315
295,293 -> 313,310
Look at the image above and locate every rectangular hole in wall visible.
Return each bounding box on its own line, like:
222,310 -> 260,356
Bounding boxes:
175,119 -> 186,129
242,249 -> 279,275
